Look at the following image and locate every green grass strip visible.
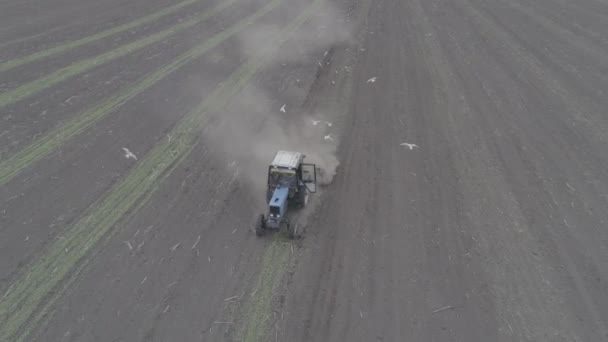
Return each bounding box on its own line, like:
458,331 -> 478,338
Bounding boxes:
0,0 -> 234,109
0,0 -> 323,338
239,237 -> 291,342
0,0 -> 199,73
0,0 -> 267,186
236,2 -> 324,341
15,145 -> 194,342
0,26 -> 66,51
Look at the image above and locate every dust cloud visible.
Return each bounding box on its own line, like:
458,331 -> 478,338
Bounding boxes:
199,0 -> 352,199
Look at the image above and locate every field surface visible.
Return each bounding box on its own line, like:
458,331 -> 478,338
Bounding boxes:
1,0 -> 608,341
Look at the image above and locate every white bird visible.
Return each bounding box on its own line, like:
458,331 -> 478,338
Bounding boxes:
367,77 -> 377,83
122,147 -> 137,160
323,121 -> 333,127
400,143 -> 418,150
324,134 -> 334,141
280,104 -> 286,113
311,120 -> 321,125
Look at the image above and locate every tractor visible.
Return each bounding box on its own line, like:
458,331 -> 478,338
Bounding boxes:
255,150 -> 317,238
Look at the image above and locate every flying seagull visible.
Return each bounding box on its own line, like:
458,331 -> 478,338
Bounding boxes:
122,147 -> 138,160
366,77 -> 377,83
324,134 -> 334,141
400,143 -> 418,150
323,121 -> 333,127
311,120 -> 321,125
280,104 -> 286,113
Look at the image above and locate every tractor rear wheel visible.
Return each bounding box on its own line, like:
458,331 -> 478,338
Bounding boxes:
296,187 -> 308,209
280,220 -> 290,235
288,222 -> 299,239
255,214 -> 265,237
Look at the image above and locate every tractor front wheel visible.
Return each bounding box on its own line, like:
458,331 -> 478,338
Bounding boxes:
288,222 -> 299,239
255,214 -> 266,237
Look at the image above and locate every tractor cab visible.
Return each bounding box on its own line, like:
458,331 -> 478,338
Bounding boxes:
266,151 -> 317,202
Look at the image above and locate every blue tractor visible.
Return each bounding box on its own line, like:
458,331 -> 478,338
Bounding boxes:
255,150 -> 317,238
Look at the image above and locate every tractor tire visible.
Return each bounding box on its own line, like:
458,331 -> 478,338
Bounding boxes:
280,220 -> 290,235
288,222 -> 299,239
255,214 -> 265,237
296,187 -> 307,209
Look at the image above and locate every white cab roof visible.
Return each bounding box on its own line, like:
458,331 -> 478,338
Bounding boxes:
271,150 -> 302,169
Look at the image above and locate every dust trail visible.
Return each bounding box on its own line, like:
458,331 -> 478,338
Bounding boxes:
200,0 -> 352,201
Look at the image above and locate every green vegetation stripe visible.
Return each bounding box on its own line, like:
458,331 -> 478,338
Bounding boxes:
240,238 -> 291,342
0,0 -> 307,338
237,2 -> 323,341
0,0 -> 199,73
0,26 -> 66,51
16,146 -> 194,342
0,0 -> 234,109
0,0 -> 269,186
237,0 -> 355,338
